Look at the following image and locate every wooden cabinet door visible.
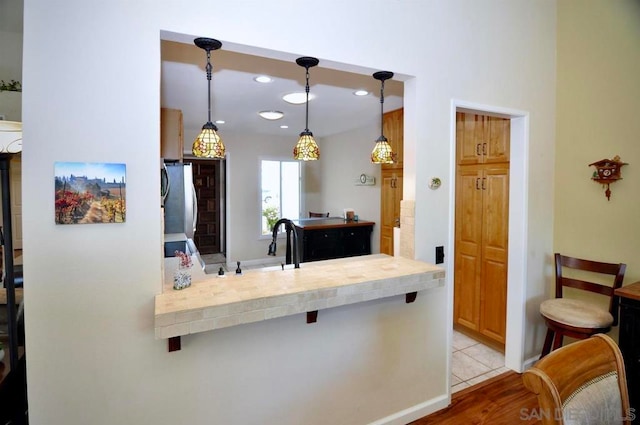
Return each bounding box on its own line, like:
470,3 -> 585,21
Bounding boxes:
382,108 -> 403,169
380,169 -> 402,255
478,164 -> 509,344
483,116 -> 510,164
454,166 -> 483,331
456,112 -> 510,165
456,112 -> 485,165
161,108 -> 184,161
343,226 -> 373,257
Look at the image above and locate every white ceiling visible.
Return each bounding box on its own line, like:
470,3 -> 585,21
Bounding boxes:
161,39 -> 404,140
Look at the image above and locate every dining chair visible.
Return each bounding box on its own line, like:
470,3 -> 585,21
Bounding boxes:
539,253 -> 626,358
523,334 -> 632,425
308,211 -> 329,218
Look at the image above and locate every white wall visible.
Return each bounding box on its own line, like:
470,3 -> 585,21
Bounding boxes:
320,119 -> 382,254
21,1 -> 556,424
555,0 -> 640,281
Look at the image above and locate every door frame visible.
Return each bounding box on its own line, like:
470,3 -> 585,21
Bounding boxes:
450,100 -> 529,372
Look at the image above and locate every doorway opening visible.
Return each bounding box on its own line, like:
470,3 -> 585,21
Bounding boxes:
190,158 -> 226,257
452,111 -> 510,392
450,100 -> 530,383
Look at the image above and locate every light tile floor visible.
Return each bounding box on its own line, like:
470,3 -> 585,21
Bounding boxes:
451,329 -> 509,393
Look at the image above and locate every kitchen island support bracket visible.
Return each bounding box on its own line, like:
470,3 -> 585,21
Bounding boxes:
306,311 -> 318,323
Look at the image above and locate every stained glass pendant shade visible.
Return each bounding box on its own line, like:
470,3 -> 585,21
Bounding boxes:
371,71 -> 395,164
293,57 -> 320,161
192,37 -> 225,159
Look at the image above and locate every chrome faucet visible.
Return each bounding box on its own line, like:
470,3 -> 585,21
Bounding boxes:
268,218 -> 300,269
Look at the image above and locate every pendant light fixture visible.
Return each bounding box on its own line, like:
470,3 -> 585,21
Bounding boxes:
371,71 -> 395,164
192,37 -> 225,159
293,56 -> 320,161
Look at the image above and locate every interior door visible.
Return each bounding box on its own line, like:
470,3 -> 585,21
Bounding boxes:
190,159 -> 224,255
454,166 -> 483,331
479,164 -> 509,344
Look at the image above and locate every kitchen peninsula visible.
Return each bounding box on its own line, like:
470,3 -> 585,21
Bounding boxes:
155,254 -> 445,350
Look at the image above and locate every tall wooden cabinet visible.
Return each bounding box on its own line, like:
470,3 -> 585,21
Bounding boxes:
382,108 -> 403,170
454,112 -> 510,347
380,108 -> 403,255
161,108 -> 184,161
380,169 -> 402,255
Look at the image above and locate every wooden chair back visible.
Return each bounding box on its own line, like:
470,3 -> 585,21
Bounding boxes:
555,253 -> 626,326
523,334 -> 631,424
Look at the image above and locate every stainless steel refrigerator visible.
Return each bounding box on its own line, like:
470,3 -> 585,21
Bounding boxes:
164,162 -> 197,239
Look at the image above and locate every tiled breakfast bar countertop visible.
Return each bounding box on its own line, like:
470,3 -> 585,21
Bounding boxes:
155,254 -> 445,341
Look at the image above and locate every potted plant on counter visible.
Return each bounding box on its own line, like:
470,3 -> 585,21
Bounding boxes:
173,250 -> 193,290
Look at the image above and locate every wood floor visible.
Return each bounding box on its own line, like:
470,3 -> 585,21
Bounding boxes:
411,371 -> 541,424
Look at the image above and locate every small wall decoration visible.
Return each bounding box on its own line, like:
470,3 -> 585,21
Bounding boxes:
55,162 -> 126,224
355,173 -> 375,186
588,155 -> 628,201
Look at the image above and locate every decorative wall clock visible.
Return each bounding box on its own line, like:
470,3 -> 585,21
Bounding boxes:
588,155 -> 628,200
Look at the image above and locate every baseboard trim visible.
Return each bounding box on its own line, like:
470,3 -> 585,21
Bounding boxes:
367,393 -> 450,425
522,354 -> 540,371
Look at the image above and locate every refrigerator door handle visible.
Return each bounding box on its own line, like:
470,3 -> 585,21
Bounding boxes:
191,184 -> 198,235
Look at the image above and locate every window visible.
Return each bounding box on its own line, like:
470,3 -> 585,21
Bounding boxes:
261,159 -> 300,235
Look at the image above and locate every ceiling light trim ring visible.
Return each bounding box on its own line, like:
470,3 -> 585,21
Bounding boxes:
258,111 -> 285,120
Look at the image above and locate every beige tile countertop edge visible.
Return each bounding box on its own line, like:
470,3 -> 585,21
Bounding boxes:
155,254 -> 445,339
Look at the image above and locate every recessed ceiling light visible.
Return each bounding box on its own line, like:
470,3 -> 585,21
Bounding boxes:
254,75 -> 273,83
258,111 -> 284,120
282,92 -> 315,105
280,125 -> 289,129
354,90 -> 369,96
215,120 -> 225,124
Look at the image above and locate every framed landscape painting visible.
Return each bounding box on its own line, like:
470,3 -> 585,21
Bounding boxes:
54,162 -> 126,225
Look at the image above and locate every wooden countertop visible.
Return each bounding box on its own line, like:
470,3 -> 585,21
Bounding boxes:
293,217 -> 374,230
155,254 -> 445,340
615,281 -> 640,301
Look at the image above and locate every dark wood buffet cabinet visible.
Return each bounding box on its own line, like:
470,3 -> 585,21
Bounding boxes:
293,218 -> 374,263
616,281 -> 640,423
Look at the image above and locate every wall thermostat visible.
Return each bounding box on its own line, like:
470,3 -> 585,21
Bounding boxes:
355,174 -> 375,186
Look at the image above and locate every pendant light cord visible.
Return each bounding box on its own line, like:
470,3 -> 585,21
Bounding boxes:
379,78 -> 385,137
206,49 -> 213,123
304,66 -> 310,132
